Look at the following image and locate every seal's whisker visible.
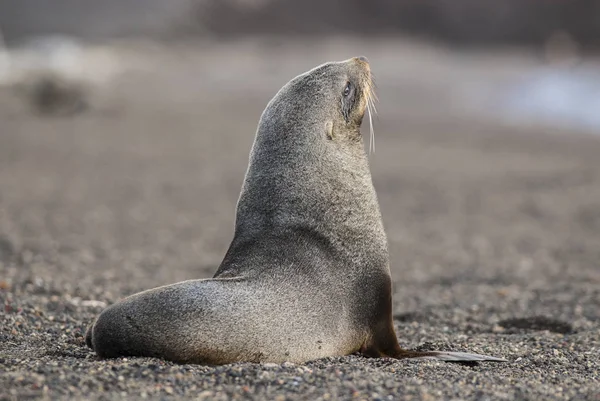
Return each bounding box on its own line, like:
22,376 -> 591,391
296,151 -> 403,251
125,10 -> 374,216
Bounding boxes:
363,73 -> 377,156
368,95 -> 378,116
370,96 -> 378,115
367,101 -> 375,155
369,76 -> 379,114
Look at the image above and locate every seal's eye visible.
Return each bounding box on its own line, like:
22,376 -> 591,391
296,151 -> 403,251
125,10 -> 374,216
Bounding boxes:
343,82 -> 353,97
341,81 -> 356,122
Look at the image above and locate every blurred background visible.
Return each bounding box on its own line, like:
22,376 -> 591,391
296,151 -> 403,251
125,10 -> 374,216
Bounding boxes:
1,0 -> 600,132
2,0 -> 600,47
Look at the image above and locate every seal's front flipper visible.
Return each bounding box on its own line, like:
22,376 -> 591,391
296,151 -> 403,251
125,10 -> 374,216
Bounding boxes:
412,351 -> 508,362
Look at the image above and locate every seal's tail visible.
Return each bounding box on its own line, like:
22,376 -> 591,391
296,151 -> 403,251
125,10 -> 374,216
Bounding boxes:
410,351 -> 508,362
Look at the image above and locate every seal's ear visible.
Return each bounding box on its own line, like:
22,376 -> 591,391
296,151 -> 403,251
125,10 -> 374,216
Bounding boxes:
325,121 -> 334,140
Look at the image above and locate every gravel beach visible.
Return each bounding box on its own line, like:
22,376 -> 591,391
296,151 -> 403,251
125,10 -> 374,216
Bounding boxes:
1,38 -> 599,400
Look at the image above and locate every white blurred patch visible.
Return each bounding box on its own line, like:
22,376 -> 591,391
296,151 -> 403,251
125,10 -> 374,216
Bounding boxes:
0,34 -> 122,88
501,68 -> 600,131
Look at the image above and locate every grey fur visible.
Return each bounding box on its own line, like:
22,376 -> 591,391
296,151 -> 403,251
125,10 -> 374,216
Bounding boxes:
85,58 -> 507,364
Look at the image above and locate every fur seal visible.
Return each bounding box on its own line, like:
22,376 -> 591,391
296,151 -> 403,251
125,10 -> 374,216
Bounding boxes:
85,57 -> 507,364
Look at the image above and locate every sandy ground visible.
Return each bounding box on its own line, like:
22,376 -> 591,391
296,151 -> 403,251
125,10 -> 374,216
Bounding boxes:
1,38 -> 599,400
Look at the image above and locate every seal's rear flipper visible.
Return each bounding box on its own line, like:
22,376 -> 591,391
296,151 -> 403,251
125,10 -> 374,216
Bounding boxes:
412,351 -> 508,362
365,340 -> 508,362
362,326 -> 509,363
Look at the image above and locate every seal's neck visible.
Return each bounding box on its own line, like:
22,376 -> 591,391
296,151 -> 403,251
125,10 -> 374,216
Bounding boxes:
216,117 -> 389,277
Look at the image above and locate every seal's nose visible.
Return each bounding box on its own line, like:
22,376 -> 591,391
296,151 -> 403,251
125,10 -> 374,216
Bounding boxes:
354,56 -> 370,64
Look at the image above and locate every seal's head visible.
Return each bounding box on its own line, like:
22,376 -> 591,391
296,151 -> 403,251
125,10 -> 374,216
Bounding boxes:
257,56 -> 376,155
